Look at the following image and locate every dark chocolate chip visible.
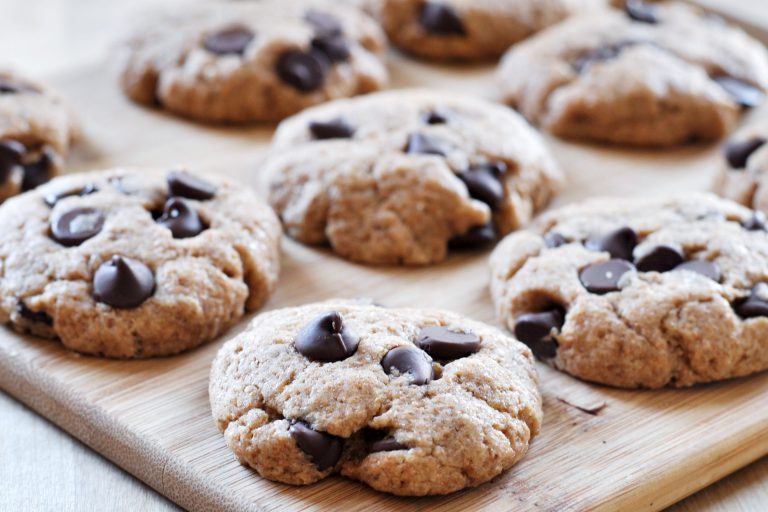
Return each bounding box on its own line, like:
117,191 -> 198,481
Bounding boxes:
714,77 -> 765,108
156,197 -> 205,238
311,34 -> 350,63
635,245 -> 684,273
743,211 -> 767,231
21,147 -> 56,191
0,140 -> 25,184
419,2 -> 466,35
514,309 -> 564,360
544,232 -> 568,248
573,41 -> 638,73
289,421 -> 343,471
309,117 -> 355,139
304,10 -> 343,37
624,0 -> 658,24
93,256 -> 155,309
674,260 -> 721,282
277,50 -> 327,92
404,132 -> 447,156
584,226 -> 638,261
51,207 -> 105,247
0,77 -> 37,94
417,326 -> 480,360
423,111 -> 448,124
735,283 -> 768,318
580,259 -> 635,294
448,222 -> 497,249
370,436 -> 407,453
381,346 -> 433,385
457,162 -> 506,210
44,183 -> 98,207
295,311 -> 359,362
167,171 -> 217,200
203,26 -> 255,55
18,301 -> 53,326
724,136 -> 766,169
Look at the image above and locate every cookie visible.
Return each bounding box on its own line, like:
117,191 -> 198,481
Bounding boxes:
118,0 -> 388,123
0,168 -> 281,358
714,120 -> 768,216
490,193 -> 768,388
265,89 -> 563,265
1,70 -> 78,201
497,1 -> 768,147
209,300 -> 542,495
375,0 -> 601,61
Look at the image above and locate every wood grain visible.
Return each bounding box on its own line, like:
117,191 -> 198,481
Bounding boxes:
0,49 -> 767,511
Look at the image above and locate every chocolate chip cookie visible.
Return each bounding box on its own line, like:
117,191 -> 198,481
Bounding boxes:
497,1 -> 768,147
0,168 -> 281,358
209,300 -> 542,495
375,0 -> 601,61
1,70 -> 79,201
714,120 -> 768,216
118,0 -> 388,123
265,89 -> 563,265
490,193 -> 768,388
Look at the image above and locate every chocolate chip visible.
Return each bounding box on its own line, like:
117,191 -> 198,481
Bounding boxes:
381,346 -> 433,385
167,171 -> 217,200
51,207 -> 105,247
419,2 -> 465,35
404,133 -> 447,156
674,260 -> 721,282
423,111 -> 448,124
743,211 -> 767,231
21,147 -> 56,191
311,34 -> 349,63
295,311 -> 359,362
457,162 -> 506,210
580,259 -> 635,294
0,140 -> 25,184
585,226 -> 638,261
714,77 -> 765,108
93,256 -> 155,309
417,326 -> 480,360
277,50 -> 327,92
624,0 -> 658,24
514,308 -> 564,360
544,232 -> 568,248
203,26 -> 255,55
573,41 -> 638,73
289,421 -> 343,471
448,222 -> 497,249
0,77 -> 37,94
735,283 -> 768,318
724,136 -> 766,169
44,183 -> 98,207
309,117 -> 355,139
370,436 -> 407,453
304,10 -> 343,37
156,198 -> 205,238
18,301 -> 53,326
635,245 -> 684,273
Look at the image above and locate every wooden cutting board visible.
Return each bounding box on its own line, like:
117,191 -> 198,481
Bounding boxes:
1,37 -> 768,512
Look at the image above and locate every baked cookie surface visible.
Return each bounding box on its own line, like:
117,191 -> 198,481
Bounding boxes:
0,70 -> 78,201
265,89 -> 563,265
0,168 -> 281,358
209,300 -> 542,496
490,193 -> 768,388
376,0 -> 601,61
497,1 -> 768,147
118,0 -> 388,123
714,120 -> 768,215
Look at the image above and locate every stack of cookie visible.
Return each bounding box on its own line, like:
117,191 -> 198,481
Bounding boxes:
2,0 -> 768,499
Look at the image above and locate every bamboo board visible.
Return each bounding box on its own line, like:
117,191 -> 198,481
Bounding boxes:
1,42 -> 768,512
